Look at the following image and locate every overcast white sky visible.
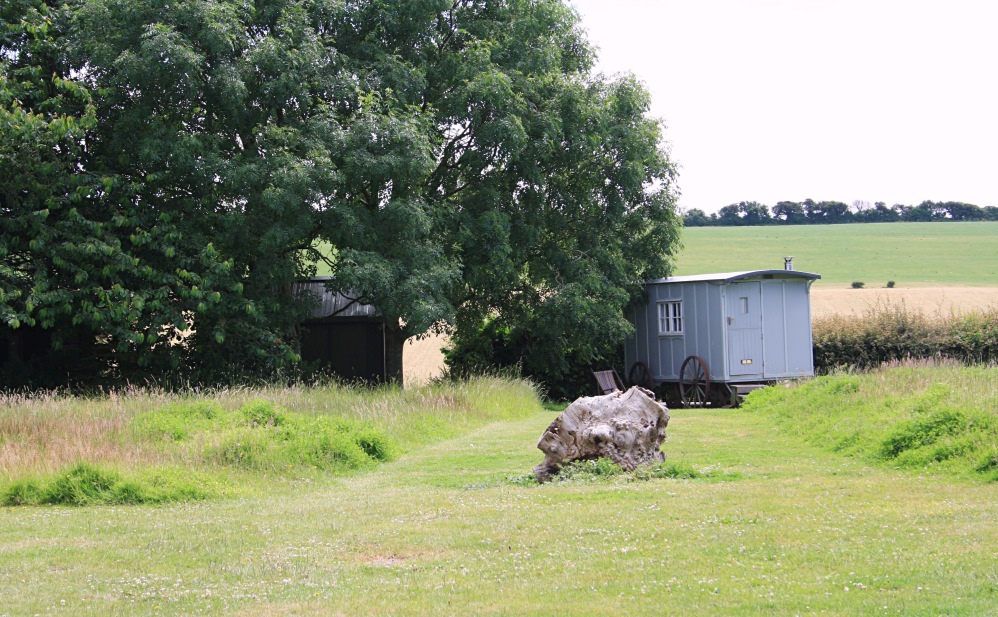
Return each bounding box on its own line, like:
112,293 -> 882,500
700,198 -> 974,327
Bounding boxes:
569,0 -> 998,214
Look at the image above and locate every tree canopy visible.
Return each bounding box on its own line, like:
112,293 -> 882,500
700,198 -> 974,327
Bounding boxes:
2,0 -> 681,388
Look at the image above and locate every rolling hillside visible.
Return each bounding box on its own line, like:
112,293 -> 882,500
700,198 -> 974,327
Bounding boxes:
675,221 -> 998,287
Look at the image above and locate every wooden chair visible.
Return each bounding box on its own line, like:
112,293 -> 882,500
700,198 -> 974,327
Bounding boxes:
592,368 -> 624,395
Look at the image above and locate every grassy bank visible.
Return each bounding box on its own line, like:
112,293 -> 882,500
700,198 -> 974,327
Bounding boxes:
0,377 -> 542,504
743,361 -> 998,482
676,221 -> 998,286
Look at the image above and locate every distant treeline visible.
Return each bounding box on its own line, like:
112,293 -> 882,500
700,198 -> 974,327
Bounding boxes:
684,200 -> 998,227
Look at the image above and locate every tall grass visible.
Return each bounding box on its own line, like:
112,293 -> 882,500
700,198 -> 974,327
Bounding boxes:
0,385 -> 174,477
743,359 -> 998,481
0,376 -> 543,504
813,300 -> 998,371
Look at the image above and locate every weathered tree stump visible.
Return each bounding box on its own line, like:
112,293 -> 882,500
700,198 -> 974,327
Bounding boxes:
533,386 -> 670,483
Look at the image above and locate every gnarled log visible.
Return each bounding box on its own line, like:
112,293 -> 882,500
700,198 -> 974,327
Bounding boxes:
534,386 -> 670,483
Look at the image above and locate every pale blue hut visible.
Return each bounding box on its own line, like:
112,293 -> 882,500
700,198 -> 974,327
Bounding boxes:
624,261 -> 820,407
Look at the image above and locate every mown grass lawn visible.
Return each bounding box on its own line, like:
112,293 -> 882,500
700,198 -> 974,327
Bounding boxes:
3,389 -> 996,616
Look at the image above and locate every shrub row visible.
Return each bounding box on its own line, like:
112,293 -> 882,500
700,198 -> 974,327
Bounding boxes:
813,302 -> 998,371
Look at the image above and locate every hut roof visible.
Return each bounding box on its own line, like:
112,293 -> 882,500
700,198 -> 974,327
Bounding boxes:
647,270 -> 821,285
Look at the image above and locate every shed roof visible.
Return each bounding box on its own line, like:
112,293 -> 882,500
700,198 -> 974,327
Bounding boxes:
647,270 -> 821,285
292,277 -> 378,320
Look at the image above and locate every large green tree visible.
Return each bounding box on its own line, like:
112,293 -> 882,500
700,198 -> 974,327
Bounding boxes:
325,0 -> 680,384
2,0 -> 252,385
2,0 -> 680,387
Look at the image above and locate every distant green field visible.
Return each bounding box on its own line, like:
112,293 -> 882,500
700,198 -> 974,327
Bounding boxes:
675,222 -> 998,287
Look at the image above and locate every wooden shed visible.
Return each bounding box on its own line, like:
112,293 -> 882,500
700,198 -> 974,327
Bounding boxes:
624,266 -> 821,406
292,277 -> 386,382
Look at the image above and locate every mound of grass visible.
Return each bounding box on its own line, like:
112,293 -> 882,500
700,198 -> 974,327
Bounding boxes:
2,463 -> 211,506
132,399 -> 224,441
4,398 -> 402,506
140,398 -> 397,473
743,362 -> 998,481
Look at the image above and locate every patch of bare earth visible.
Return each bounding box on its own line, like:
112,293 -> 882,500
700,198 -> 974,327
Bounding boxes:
811,285 -> 998,318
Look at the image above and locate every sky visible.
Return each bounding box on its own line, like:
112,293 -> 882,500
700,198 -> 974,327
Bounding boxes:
568,0 -> 998,214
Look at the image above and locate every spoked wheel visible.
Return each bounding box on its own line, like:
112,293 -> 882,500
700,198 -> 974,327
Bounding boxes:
679,355 -> 710,408
628,361 -> 653,390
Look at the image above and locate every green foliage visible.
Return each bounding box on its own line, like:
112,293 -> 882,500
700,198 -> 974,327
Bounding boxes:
4,0 -> 681,388
886,280 -> 896,288
129,395 -> 400,474
320,0 -> 681,381
743,364 -> 998,481
554,457 -> 626,482
638,461 -> 705,480
351,424 -> 395,461
851,281 -> 865,289
879,409 -> 968,459
1,463 -> 209,506
1,0 -> 272,388
946,310 -> 998,363
975,453 -> 998,481
813,303 -> 998,370
206,428 -> 274,469
240,399 -> 286,428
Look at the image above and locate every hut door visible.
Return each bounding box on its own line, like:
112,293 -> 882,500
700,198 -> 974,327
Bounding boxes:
727,282 -> 764,377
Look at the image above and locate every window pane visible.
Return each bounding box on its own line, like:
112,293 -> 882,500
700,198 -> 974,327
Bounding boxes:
658,301 -> 683,334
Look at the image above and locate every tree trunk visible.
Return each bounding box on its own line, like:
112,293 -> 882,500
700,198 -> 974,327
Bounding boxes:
534,386 -> 670,483
384,322 -> 407,385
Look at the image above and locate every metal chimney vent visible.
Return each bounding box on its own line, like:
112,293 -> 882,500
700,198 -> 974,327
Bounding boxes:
784,256 -> 794,271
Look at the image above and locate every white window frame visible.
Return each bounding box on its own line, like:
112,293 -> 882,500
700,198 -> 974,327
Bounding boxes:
657,300 -> 684,335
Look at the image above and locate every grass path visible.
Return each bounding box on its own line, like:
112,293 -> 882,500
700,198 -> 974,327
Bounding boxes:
3,408 -> 997,616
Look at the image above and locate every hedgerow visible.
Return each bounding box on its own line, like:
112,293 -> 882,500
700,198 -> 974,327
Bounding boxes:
813,302 -> 998,371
